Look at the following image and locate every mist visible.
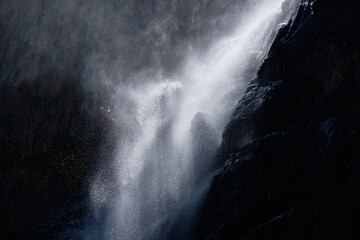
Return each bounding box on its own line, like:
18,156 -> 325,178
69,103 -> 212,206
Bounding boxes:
83,0 -> 298,240
0,0 -> 299,239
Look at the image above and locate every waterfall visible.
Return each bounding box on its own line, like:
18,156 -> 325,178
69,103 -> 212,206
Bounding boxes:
86,0 -> 298,239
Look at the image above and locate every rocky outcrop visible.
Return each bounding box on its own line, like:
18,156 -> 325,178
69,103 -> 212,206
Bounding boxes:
194,0 -> 360,239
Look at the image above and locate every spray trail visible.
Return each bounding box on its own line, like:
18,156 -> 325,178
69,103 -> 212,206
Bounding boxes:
87,0 -> 298,239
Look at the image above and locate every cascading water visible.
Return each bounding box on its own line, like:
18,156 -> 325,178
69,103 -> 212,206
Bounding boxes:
86,0 -> 299,239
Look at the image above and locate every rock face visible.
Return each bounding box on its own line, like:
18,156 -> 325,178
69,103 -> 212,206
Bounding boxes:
194,0 -> 360,239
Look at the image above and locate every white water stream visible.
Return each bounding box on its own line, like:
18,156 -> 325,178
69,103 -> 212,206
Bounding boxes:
87,0 -> 298,239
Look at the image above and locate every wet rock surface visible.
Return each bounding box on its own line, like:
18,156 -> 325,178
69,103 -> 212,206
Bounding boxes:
194,0 -> 360,239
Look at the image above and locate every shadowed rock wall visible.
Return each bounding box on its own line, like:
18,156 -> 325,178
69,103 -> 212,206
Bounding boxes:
194,0 -> 360,239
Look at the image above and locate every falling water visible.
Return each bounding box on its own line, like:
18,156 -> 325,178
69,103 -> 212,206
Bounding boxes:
87,0 -> 298,239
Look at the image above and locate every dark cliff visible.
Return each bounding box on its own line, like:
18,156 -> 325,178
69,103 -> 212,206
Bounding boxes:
194,0 -> 360,239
